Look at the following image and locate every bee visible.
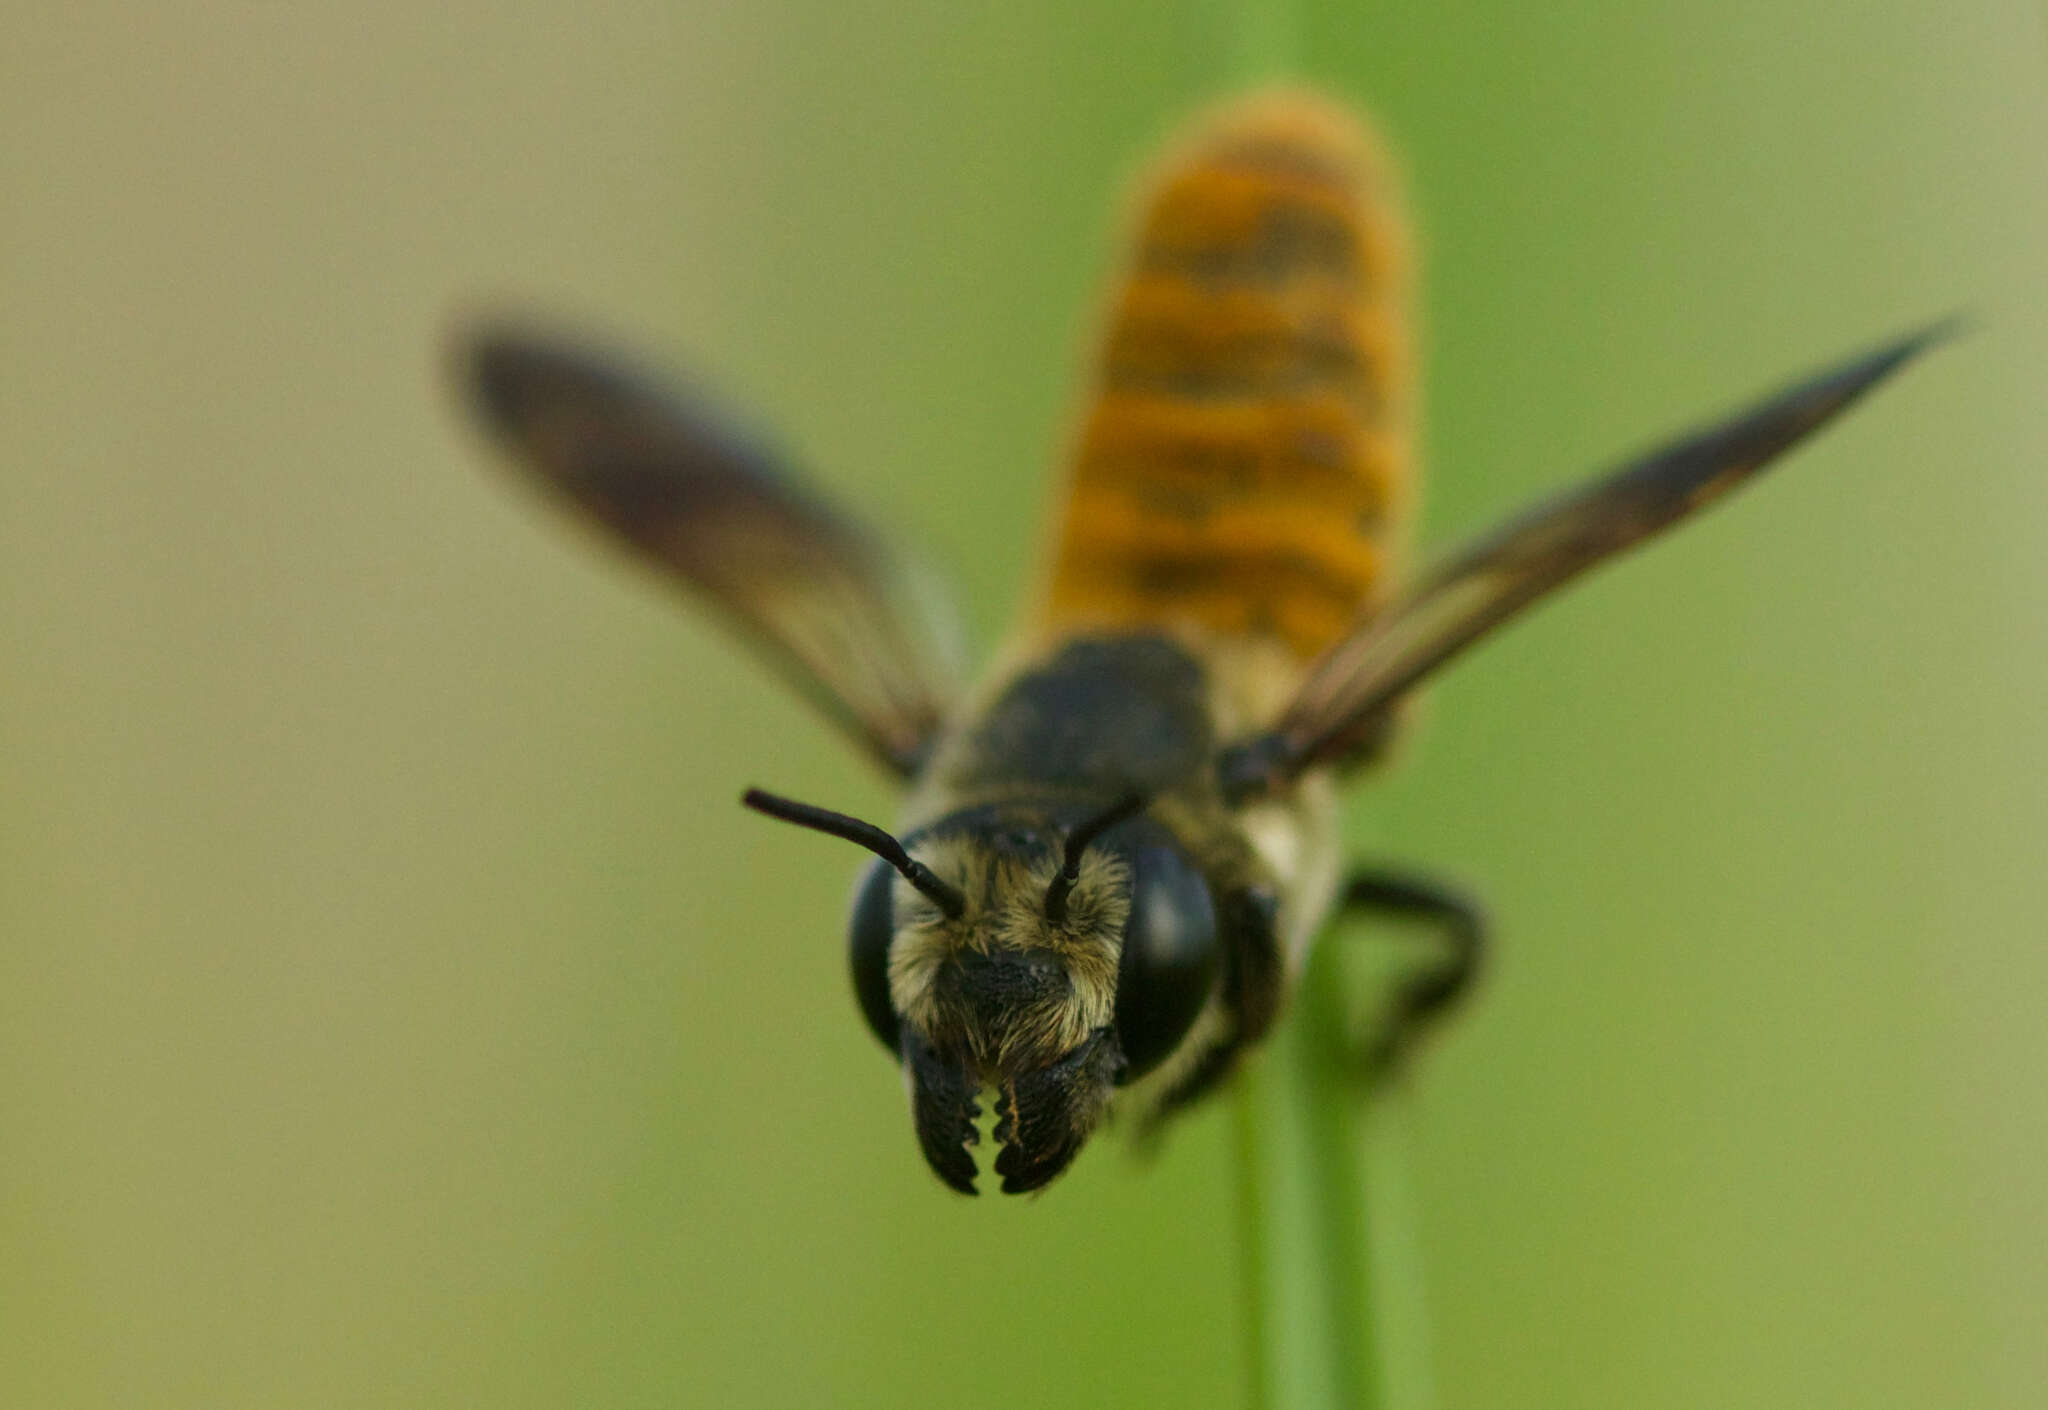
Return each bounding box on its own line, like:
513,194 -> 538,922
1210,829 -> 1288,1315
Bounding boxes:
454,90 -> 1946,1194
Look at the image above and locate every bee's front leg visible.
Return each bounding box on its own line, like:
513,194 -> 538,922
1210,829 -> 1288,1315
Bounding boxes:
1328,868 -> 1487,1081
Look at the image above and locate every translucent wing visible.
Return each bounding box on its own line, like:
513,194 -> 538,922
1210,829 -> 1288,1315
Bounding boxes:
1220,322 -> 1954,801
456,325 -> 962,775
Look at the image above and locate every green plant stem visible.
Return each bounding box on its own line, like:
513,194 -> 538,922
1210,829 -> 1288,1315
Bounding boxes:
1213,0 -> 1299,84
1232,947 -> 1433,1410
1210,4 -> 1431,1405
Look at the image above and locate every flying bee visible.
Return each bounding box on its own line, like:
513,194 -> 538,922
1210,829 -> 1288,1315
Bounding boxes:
454,90 -> 1947,1194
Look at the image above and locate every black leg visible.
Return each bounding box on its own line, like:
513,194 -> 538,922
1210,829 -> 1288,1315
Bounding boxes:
1333,867 -> 1486,1080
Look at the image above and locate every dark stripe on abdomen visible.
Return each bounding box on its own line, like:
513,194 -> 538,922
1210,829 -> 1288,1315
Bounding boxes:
1040,91 -> 1414,662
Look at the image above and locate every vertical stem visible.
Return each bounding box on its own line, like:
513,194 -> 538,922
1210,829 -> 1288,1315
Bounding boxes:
1231,1071 -> 1274,1410
1214,0 -> 1300,83
1211,2 -> 1432,1406
1234,945 -> 1424,1410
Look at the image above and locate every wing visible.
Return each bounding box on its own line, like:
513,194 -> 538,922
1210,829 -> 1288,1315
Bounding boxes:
1219,321 -> 1956,802
455,324 -> 962,776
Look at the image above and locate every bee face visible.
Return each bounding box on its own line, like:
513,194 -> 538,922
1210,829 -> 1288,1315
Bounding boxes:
846,800 -> 1222,1193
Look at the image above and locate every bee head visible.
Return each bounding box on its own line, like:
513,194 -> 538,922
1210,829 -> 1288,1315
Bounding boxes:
744,789 -> 1220,1194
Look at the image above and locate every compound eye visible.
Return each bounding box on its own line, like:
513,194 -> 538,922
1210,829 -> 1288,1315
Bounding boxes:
848,858 -> 901,1052
1113,842 -> 1219,1081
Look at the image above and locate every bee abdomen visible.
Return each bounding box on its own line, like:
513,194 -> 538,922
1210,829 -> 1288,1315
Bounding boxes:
1041,91 -> 1412,661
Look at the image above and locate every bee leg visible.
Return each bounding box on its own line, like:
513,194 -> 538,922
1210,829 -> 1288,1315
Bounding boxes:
1332,868 -> 1486,1082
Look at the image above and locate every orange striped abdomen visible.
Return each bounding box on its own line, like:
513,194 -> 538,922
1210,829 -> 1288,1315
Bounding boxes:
1038,91 -> 1413,663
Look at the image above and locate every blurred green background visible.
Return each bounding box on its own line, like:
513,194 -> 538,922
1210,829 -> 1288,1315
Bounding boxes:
5,3 -> 2044,1407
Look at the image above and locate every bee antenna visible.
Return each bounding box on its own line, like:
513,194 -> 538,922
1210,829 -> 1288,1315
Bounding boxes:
742,788 -> 967,920
1044,792 -> 1147,925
